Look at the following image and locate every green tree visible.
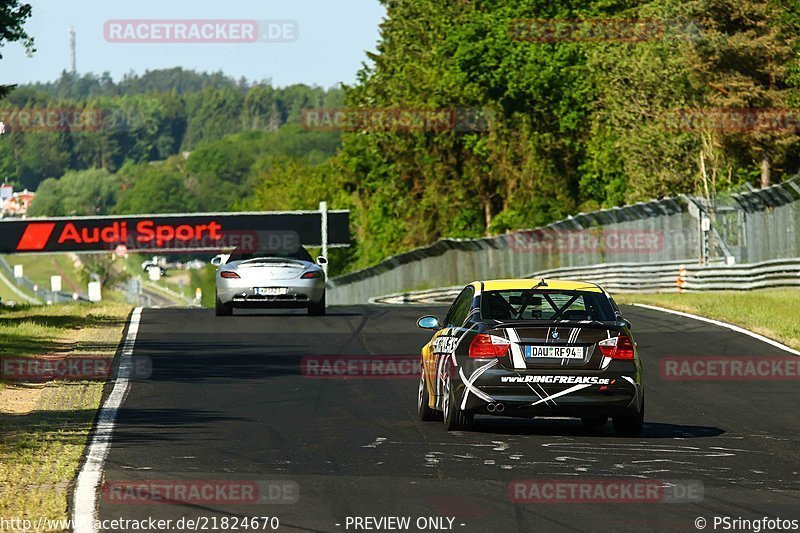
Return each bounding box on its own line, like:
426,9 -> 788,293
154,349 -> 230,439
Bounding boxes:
182,88 -> 245,149
113,159 -> 196,214
0,0 -> 34,100
27,168 -> 118,216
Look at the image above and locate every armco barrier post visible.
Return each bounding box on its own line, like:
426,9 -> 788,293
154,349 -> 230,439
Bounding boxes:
676,265 -> 686,293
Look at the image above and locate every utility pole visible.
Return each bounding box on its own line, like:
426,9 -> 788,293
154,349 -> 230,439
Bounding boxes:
69,26 -> 77,74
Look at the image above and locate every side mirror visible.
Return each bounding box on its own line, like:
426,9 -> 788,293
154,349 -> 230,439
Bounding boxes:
417,315 -> 440,330
316,256 -> 328,266
623,319 -> 632,330
211,255 -> 224,267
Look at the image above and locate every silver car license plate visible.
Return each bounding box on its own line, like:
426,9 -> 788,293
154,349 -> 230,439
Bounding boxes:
255,287 -> 288,296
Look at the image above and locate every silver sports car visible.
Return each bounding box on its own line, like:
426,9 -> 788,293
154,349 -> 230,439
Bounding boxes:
213,246 -> 327,316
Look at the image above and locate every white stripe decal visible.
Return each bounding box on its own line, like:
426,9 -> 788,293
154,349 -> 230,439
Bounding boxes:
505,328 -> 526,369
530,383 -> 591,406
621,376 -> 641,408
600,331 -> 613,369
73,307 -> 143,533
435,320 -> 480,397
451,319 -> 479,366
536,383 -> 554,405
526,383 -> 546,403
435,348 -> 446,397
459,361 -> 496,408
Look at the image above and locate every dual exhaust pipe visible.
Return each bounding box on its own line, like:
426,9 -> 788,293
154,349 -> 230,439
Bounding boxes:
486,402 -> 505,413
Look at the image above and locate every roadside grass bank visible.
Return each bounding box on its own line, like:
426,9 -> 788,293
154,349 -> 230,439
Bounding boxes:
123,253 -> 213,306
191,264 -> 216,307
0,277 -> 27,306
614,289 -> 800,351
2,254 -> 84,295
0,263 -> 39,305
0,303 -> 133,521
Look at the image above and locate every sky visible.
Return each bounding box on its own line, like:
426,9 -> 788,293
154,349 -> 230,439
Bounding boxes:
0,0 -> 386,88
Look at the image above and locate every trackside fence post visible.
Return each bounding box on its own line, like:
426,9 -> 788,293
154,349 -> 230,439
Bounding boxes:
320,202 -> 329,309
676,265 -> 686,293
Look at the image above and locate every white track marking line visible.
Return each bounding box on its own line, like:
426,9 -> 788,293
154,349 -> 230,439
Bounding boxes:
72,307 -> 143,533
633,303 -> 800,357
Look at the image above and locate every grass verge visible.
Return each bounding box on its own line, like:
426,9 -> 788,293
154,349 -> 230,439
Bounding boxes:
0,275 -> 28,306
0,302 -> 133,522
614,289 -> 800,351
2,254 -> 85,295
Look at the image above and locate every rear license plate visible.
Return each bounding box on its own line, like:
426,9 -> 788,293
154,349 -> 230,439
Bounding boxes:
525,346 -> 584,359
255,287 -> 288,296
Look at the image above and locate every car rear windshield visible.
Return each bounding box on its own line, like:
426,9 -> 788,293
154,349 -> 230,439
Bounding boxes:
480,289 -> 616,322
228,247 -> 313,263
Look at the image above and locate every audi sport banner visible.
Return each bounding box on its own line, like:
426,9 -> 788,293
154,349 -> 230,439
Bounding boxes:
0,212 -> 350,254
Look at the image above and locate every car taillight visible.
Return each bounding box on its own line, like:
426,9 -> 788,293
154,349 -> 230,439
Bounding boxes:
220,271 -> 240,279
598,335 -> 635,360
469,334 -> 511,358
301,271 -> 322,279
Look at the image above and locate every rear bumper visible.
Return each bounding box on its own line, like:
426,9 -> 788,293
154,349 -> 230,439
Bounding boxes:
466,390 -> 641,418
217,279 -> 325,307
455,364 -> 643,418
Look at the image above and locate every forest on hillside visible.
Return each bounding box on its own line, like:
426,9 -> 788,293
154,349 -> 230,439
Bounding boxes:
2,0 -> 800,272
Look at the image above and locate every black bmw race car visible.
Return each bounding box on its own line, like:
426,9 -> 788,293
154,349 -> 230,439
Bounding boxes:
416,279 -> 644,436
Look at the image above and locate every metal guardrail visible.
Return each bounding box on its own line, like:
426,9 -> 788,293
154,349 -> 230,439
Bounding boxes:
0,255 -> 88,305
370,258 -> 800,304
330,176 -> 800,305
0,260 -> 40,305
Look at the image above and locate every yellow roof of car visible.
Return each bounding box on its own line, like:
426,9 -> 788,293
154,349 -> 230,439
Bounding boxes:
475,279 -> 604,293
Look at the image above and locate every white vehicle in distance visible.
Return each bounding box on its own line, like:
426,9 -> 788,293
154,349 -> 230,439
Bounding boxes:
212,246 -> 327,317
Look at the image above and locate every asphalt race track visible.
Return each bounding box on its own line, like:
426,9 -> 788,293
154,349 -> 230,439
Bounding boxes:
95,305 -> 800,532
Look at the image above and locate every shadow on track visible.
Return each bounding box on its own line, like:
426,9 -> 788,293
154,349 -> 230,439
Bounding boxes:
108,408 -> 247,444
468,417 -> 724,438
226,310 -> 364,317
